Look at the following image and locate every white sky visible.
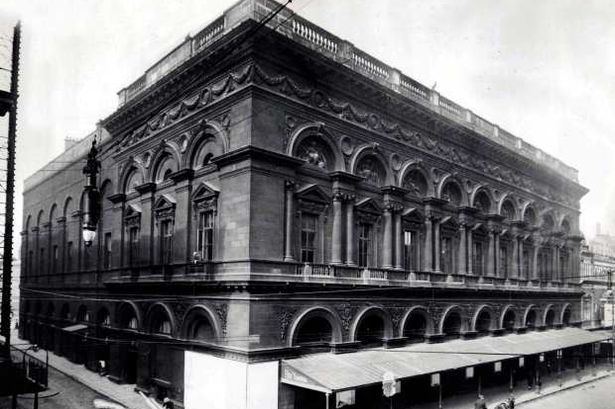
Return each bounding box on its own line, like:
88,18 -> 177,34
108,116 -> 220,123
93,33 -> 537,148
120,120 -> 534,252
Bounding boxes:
0,0 -> 614,242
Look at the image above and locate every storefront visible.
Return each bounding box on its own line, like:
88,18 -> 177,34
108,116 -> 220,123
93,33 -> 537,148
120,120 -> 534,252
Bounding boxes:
280,328 -> 609,409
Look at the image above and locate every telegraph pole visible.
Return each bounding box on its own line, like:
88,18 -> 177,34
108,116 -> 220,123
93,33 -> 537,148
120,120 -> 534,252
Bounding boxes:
0,21 -> 20,359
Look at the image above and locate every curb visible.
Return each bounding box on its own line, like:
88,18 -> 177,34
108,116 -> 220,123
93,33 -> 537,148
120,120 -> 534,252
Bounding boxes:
516,372 -> 612,407
10,344 -> 141,409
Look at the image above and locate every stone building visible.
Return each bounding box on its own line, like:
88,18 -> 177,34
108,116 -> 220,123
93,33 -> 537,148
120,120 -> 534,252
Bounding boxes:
19,1 -> 605,408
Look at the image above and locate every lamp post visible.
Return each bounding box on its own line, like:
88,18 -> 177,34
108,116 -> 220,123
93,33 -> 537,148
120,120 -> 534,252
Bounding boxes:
82,140 -> 101,247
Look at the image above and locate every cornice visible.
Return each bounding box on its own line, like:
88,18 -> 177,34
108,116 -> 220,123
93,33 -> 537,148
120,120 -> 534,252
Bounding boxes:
108,193 -> 126,204
135,182 -> 156,194
212,145 -> 304,169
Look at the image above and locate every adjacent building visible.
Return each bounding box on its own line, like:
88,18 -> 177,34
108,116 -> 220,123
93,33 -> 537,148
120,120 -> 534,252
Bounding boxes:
19,1 -> 604,408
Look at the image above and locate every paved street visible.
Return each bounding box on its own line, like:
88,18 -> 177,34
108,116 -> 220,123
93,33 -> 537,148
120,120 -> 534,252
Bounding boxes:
0,364 -> 124,409
521,375 -> 615,409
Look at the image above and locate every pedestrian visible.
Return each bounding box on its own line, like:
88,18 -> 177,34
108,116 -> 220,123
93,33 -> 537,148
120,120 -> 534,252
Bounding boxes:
162,397 -> 174,409
507,394 -> 515,409
474,394 -> 487,409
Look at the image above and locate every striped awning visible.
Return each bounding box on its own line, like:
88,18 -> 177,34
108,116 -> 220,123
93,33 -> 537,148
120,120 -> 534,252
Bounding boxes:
281,327 -> 608,393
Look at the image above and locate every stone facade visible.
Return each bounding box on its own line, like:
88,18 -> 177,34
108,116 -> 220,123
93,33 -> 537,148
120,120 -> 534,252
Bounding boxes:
19,1 -> 588,407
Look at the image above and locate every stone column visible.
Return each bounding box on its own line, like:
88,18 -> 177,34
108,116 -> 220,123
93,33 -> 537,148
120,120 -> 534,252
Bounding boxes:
283,181 -> 295,262
434,219 -> 441,272
487,230 -> 494,276
511,235 -> 519,279
383,206 -> 394,269
331,192 -> 343,265
553,246 -> 559,281
494,231 -> 500,277
458,223 -> 467,274
424,218 -> 433,271
532,243 -> 539,280
345,198 -> 355,266
394,211 -> 403,270
467,227 -> 473,275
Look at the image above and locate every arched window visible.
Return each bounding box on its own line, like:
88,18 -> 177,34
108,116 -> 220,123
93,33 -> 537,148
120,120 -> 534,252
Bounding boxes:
154,154 -> 177,183
525,309 -> 537,329
149,306 -> 173,336
403,169 -> 428,197
97,308 -> 110,327
192,136 -> 223,170
356,155 -> 386,186
562,308 -> 571,326
119,305 -> 139,330
77,306 -> 90,323
502,309 -> 516,332
441,182 -> 462,206
294,316 -> 333,345
442,310 -> 462,338
355,313 -> 385,344
187,316 -> 215,341
124,169 -> 143,194
473,191 -> 491,214
542,214 -> 555,231
475,309 -> 492,336
523,207 -> 536,227
403,311 -> 428,341
295,136 -> 335,171
501,200 -> 515,221
545,309 -> 555,328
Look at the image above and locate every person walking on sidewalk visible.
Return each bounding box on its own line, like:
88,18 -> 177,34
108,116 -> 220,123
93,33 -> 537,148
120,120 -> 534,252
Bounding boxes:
474,394 -> 487,409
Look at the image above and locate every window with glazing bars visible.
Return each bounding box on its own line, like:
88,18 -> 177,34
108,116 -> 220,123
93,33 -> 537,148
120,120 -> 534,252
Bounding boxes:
52,245 -> 58,274
160,220 -> 173,264
473,241 -> 484,276
358,223 -> 372,268
499,245 -> 508,277
104,232 -> 112,269
522,248 -> 530,279
404,230 -> 418,271
128,227 -> 140,266
300,214 -> 317,263
440,236 -> 453,274
197,211 -> 214,261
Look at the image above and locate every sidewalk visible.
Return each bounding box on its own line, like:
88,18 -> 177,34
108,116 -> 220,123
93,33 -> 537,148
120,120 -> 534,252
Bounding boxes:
411,363 -> 614,409
2,331 -> 150,409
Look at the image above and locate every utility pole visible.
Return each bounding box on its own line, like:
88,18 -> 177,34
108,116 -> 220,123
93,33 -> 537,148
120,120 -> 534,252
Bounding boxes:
0,21 -> 20,360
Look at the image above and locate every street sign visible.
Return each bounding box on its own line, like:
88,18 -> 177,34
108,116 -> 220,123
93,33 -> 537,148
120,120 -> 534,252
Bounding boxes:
431,373 -> 440,386
494,361 -> 502,372
465,366 -> 474,378
519,357 -> 524,367
336,390 -> 355,407
382,371 -> 397,398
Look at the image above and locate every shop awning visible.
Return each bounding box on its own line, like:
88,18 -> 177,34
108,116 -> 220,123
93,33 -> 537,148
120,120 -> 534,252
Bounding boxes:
62,324 -> 88,333
281,328 -> 609,393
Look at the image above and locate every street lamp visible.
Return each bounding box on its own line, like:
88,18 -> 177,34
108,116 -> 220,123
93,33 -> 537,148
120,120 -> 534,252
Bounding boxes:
82,140 -> 101,247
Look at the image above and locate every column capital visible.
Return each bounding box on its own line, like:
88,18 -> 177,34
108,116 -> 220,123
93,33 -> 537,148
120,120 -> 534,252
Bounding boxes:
384,200 -> 403,213
284,180 -> 296,191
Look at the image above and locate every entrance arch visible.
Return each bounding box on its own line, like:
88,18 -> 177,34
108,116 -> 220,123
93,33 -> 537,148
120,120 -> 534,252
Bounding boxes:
288,307 -> 342,347
501,307 -> 516,332
350,307 -> 393,344
401,307 -> 432,342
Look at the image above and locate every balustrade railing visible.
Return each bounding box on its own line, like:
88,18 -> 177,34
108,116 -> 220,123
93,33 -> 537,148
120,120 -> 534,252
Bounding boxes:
75,258 -> 580,293
290,16 -> 339,55
193,16 -> 225,54
109,0 -> 580,182
351,48 -> 390,80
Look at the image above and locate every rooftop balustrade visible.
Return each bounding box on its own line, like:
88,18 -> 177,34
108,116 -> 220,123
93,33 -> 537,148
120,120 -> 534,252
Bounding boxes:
113,0 -> 579,182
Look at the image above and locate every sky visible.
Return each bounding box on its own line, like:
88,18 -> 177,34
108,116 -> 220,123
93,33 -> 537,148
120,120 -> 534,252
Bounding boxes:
0,0 -> 614,243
